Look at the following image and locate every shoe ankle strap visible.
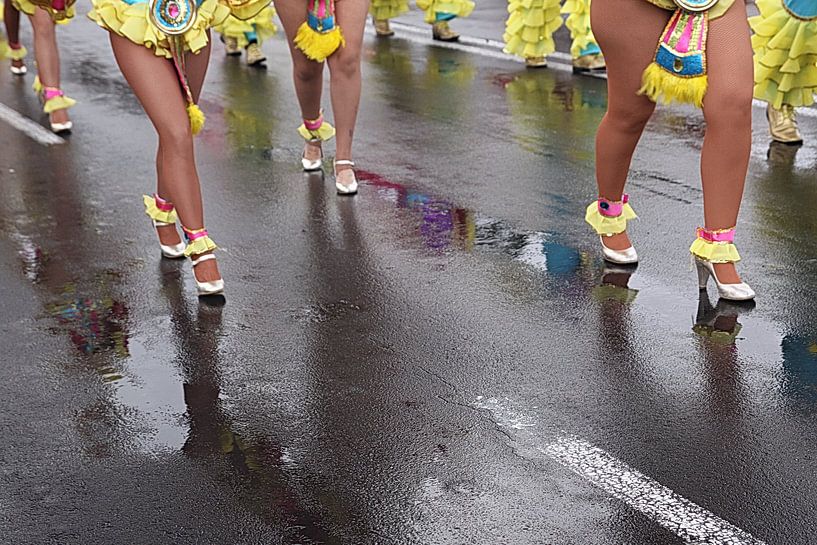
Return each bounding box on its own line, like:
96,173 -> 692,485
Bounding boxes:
690,227 -> 740,263
143,194 -> 178,224
191,253 -> 217,267
182,226 -> 218,257
597,194 -> 629,218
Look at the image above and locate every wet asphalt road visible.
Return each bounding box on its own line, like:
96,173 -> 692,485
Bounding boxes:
2,6 -> 817,545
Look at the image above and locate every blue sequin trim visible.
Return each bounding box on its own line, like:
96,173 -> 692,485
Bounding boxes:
656,43 -> 704,77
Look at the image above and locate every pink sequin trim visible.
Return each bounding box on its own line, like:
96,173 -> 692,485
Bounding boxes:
697,227 -> 735,243
597,194 -> 629,218
154,194 -> 175,212
304,115 -> 324,131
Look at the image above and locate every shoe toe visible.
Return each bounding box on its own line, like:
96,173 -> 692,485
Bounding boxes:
602,245 -> 638,265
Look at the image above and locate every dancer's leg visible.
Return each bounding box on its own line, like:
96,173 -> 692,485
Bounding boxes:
109,33 -> 219,282
4,1 -> 20,44
589,0 -> 668,250
701,2 -> 753,283
29,8 -> 69,124
327,0 -> 368,184
276,0 -> 325,161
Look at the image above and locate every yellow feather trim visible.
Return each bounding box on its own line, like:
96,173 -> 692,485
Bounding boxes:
690,238 -> 741,263
294,22 -> 345,63
585,201 -> 637,236
297,120 -> 336,142
32,76 -> 42,94
184,235 -> 218,257
187,103 -> 206,136
639,62 -> 707,108
143,194 -> 178,224
43,94 -> 77,114
8,45 -> 27,61
213,7 -> 277,48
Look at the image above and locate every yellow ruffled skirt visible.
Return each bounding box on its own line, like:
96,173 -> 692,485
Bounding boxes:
644,0 -> 733,19
750,0 -> 817,108
89,0 -> 232,57
213,5 -> 277,48
562,0 -> 595,59
416,0 -> 474,24
503,0 -> 562,59
12,0 -> 75,22
369,0 -> 409,20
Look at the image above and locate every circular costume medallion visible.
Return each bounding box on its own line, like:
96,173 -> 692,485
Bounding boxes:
673,0 -> 718,12
149,0 -> 197,35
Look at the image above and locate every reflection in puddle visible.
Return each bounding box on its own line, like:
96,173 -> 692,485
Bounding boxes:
48,286 -> 130,359
781,335 -> 817,412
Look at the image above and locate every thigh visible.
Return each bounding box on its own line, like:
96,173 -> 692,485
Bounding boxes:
109,33 -> 189,134
273,0 -> 321,66
334,0 -> 369,54
185,32 -> 211,103
703,1 -> 753,111
590,0 -> 670,108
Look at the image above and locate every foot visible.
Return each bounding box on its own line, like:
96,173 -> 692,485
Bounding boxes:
246,42 -> 266,67
49,108 -> 70,127
303,140 -> 322,162
156,223 -> 183,247
432,21 -> 459,42
335,163 -> 356,190
600,232 -> 632,252
767,104 -> 803,145
224,36 -> 241,56
712,262 -> 741,285
525,56 -> 548,69
10,58 -> 26,74
192,251 -> 222,284
374,18 -> 394,37
572,53 -> 606,72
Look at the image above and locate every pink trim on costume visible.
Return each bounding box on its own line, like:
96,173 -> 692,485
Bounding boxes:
597,194 -> 629,218
183,227 -> 209,241
317,0 -> 326,19
676,17 -> 694,53
697,227 -> 736,243
52,0 -> 66,10
154,194 -> 175,212
663,12 -> 681,44
304,115 -> 324,131
43,88 -> 64,101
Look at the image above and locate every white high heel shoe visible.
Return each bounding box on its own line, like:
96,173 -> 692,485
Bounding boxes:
191,254 -> 225,296
302,139 -> 323,171
600,236 -> 638,265
695,259 -> 755,302
333,160 -> 358,195
691,226 -> 755,302
153,220 -> 187,259
50,120 -> 73,134
586,195 -> 638,265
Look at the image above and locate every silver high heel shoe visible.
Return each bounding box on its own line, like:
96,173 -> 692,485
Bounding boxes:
9,44 -> 27,75
298,112 -> 335,171
586,194 -> 638,265
182,226 -> 225,297
302,139 -> 323,171
691,227 -> 755,302
333,160 -> 358,195
143,194 -> 186,258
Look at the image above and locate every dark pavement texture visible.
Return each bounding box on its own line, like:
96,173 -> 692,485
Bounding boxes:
1,4 -> 816,544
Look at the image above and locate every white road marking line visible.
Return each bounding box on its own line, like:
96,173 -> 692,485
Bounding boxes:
381,23 -> 817,117
473,397 -> 766,545
0,102 -> 64,146
544,435 -> 767,545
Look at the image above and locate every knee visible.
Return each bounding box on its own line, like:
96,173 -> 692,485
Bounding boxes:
293,60 -> 322,84
159,122 -> 193,155
31,12 -> 55,36
328,49 -> 360,79
704,84 -> 753,129
605,101 -> 655,135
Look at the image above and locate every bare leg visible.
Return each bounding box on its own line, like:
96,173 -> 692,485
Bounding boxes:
701,3 -> 753,283
109,32 -> 219,282
327,0 -> 368,185
29,8 -> 69,124
589,0 -> 668,251
4,1 -> 20,43
276,0 -> 326,162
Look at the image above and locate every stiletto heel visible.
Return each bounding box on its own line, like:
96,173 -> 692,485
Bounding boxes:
143,194 -> 186,258
182,226 -> 224,296
333,160 -> 358,195
298,111 -> 335,171
585,194 -> 638,265
691,227 -> 755,301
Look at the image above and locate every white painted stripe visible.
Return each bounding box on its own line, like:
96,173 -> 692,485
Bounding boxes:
544,435 -> 767,545
473,397 -> 766,544
0,102 -> 64,145
379,23 -> 817,116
